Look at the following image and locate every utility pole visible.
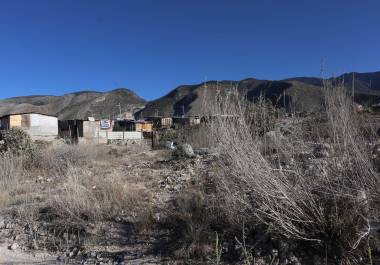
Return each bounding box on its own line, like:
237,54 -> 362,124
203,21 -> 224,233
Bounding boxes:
182,105 -> 185,117
117,103 -> 122,118
320,58 -> 325,79
352,72 -> 355,104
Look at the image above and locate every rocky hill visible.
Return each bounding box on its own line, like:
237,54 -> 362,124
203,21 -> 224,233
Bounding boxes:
138,71 -> 380,117
0,88 -> 146,120
2,71 -> 380,120
288,71 -> 380,93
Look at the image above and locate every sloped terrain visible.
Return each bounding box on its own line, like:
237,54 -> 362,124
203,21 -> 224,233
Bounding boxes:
139,71 -> 380,118
2,71 -> 380,121
0,89 -> 146,120
138,79 -> 324,117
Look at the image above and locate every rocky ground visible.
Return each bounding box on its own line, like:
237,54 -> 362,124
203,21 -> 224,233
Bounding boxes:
0,242 -> 59,264
2,112 -> 380,265
0,140 -> 207,264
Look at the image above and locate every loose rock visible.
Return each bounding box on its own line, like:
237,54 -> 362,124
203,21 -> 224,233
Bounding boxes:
173,143 -> 195,158
8,242 -> 19,250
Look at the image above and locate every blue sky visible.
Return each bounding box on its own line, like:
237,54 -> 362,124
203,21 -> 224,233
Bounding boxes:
0,0 -> 379,100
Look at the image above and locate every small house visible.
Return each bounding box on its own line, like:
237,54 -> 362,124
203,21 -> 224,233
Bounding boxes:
113,119 -> 135,132
114,119 -> 153,133
172,115 -> 201,126
145,116 -> 173,128
134,120 -> 153,133
0,112 -> 58,140
59,118 -> 107,141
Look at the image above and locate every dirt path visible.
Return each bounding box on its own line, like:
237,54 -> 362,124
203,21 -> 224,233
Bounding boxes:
0,243 -> 59,265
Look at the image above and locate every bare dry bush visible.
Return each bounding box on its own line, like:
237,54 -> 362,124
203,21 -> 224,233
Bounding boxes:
164,189 -> 215,258
181,124 -> 211,149
49,166 -> 151,223
0,152 -> 24,207
205,83 -> 379,263
0,151 -> 24,190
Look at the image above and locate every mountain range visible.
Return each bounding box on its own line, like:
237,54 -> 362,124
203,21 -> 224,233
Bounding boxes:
138,71 -> 380,117
1,71 -> 380,120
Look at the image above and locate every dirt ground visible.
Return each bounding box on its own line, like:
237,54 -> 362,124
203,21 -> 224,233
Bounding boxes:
0,242 -> 59,265
0,140 -> 203,264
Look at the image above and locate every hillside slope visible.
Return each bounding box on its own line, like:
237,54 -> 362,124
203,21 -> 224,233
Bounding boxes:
138,79 -> 324,117
139,71 -> 380,117
0,88 -> 146,120
2,71 -> 380,120
288,71 -> 380,94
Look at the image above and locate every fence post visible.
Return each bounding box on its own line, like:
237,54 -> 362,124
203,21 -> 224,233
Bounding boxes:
151,131 -> 154,149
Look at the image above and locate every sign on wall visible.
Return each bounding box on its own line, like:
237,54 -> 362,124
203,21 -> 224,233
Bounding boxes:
100,119 -> 111,129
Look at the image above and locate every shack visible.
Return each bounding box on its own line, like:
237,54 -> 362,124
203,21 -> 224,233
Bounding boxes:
0,112 -> 58,140
172,115 -> 201,126
59,118 -> 108,141
136,120 -> 153,132
145,116 -> 173,128
118,120 -> 153,133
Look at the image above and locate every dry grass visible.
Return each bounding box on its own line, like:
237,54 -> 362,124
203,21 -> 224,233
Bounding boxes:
38,143 -> 110,176
165,189 -> 214,258
203,82 -> 379,263
49,165 -> 152,223
0,141 -> 154,230
0,151 -> 24,207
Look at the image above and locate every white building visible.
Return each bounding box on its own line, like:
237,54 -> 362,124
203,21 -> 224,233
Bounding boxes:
0,112 -> 58,141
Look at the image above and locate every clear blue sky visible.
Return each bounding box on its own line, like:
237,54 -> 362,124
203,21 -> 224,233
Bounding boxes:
0,0 -> 379,100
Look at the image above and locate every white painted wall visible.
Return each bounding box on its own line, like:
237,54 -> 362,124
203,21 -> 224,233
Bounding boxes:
24,114 -> 58,138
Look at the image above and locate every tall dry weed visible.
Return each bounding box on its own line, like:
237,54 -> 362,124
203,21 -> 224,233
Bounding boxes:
205,83 -> 379,263
0,151 -> 24,207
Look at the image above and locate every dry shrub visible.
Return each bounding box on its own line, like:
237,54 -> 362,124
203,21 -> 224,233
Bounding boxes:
164,189 -> 215,258
0,151 -> 24,207
0,128 -> 34,155
176,124 -> 211,149
205,83 -> 379,263
247,94 -> 280,137
0,128 -> 43,169
50,166 -> 151,223
39,144 -> 86,176
0,151 -> 24,190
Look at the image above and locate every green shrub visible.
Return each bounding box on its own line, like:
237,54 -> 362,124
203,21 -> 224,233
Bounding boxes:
0,128 -> 35,155
0,128 -> 41,168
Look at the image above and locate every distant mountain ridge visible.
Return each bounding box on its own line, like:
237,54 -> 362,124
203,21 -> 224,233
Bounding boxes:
137,71 -> 380,117
0,88 -> 146,120
2,71 -> 380,120
287,70 -> 380,93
